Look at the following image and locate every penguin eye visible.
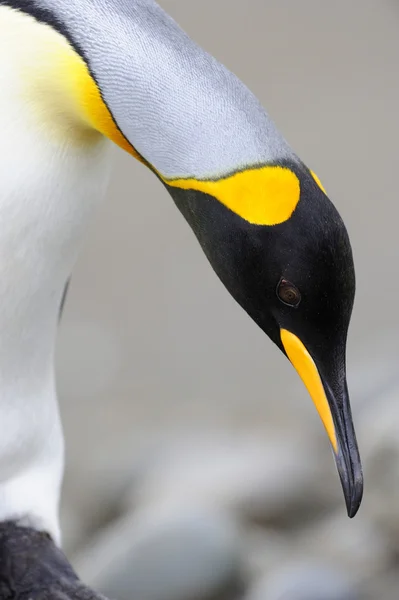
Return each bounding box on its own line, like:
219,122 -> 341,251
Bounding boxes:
277,278 -> 301,307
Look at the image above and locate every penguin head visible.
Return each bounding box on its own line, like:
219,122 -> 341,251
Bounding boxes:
226,164 -> 356,353
166,161 -> 363,517
3,0 -> 362,523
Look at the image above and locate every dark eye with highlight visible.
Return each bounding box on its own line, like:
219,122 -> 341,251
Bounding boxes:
277,278 -> 301,307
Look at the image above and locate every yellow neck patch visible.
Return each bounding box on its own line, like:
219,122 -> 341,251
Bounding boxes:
52,48 -> 143,160
310,170 -> 327,194
3,5 -> 143,160
164,166 -> 301,226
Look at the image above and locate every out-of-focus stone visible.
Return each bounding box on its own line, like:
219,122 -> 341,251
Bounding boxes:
59,503 -> 88,556
359,568 -> 399,600
71,505 -> 245,600
240,526 -> 290,578
123,433 -> 340,526
355,383 -> 399,548
347,331 -> 399,415
245,561 -> 361,600
294,510 -> 392,582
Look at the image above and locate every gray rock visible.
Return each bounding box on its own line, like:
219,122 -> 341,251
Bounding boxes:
356,382 -> 399,547
294,510 -> 392,582
240,526 -> 290,578
71,505 -> 245,600
359,568 -> 399,600
346,330 -> 399,415
245,561 -> 360,600
123,433 -> 339,526
59,503 -> 88,556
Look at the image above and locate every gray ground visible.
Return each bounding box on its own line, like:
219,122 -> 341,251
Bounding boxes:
54,1 -> 399,599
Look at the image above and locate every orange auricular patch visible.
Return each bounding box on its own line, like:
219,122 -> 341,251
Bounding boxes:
164,166 -> 301,226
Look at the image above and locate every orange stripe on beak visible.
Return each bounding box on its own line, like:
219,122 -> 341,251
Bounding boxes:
280,328 -> 338,452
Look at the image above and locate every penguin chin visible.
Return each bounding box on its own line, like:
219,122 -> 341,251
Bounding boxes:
0,521 -> 108,599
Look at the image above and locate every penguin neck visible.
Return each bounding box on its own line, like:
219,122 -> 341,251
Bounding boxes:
3,0 -> 297,181
78,0 -> 296,179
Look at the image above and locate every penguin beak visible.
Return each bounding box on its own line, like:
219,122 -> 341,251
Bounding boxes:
280,329 -> 363,517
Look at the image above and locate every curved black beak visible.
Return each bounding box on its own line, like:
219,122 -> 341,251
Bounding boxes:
322,376 -> 363,517
280,329 -> 363,517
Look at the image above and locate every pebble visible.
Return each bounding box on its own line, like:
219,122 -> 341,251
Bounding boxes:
240,526 -> 290,578
359,568 -> 399,600
123,433 -> 339,526
356,383 -> 399,548
294,510 -> 392,582
245,561 -> 361,600
72,504 -> 245,600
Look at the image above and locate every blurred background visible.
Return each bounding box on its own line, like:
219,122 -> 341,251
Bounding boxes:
55,1 -> 399,599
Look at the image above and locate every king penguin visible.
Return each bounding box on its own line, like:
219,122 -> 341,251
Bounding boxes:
0,0 -> 363,596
